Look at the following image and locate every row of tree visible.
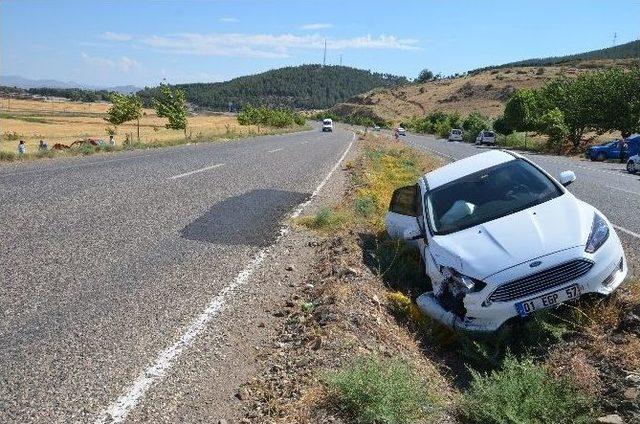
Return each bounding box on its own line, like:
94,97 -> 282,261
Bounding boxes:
495,68 -> 640,147
236,106 -> 305,127
105,83 -> 187,140
403,111 -> 492,141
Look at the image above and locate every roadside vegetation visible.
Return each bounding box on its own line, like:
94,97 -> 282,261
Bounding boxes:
0,93 -> 307,162
237,105 -> 305,127
293,132 -> 639,423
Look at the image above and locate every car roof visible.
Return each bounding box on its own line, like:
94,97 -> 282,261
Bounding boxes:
425,150 -> 515,189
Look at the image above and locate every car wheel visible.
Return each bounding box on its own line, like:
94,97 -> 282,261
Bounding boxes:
597,152 -> 607,161
628,161 -> 638,174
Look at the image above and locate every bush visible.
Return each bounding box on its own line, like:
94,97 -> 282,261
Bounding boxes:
326,356 -> 437,423
237,105 -> 305,128
460,356 -> 595,424
462,112 -> 492,142
0,150 -> 17,161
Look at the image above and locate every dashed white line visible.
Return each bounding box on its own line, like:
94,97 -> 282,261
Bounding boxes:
268,148 -> 283,153
94,132 -> 355,424
167,163 -> 224,180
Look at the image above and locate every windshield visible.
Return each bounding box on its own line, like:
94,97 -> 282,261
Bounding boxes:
484,131 -> 495,137
452,130 -> 461,134
323,120 -> 332,125
426,158 -> 563,235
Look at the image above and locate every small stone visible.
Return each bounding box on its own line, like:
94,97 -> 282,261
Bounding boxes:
273,310 -> 286,317
217,420 -> 228,424
304,283 -> 314,289
311,337 -> 322,350
623,387 -> 638,399
597,414 -> 623,424
257,322 -> 265,328
285,300 -> 295,308
235,387 -> 250,401
285,265 -> 294,271
372,295 -> 381,307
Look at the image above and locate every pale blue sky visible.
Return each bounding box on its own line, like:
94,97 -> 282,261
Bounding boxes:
2,0 -> 639,87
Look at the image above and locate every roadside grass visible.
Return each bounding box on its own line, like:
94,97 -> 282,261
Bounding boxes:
0,124 -> 309,163
325,356 -> 440,424
460,356 -> 597,424
496,132 -> 546,152
0,112 -> 51,124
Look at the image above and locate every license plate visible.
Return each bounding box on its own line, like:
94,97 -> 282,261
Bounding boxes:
515,285 -> 581,317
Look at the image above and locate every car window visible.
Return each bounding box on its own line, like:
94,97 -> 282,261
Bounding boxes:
390,185 -> 418,216
426,159 -> 562,234
484,131 -> 495,137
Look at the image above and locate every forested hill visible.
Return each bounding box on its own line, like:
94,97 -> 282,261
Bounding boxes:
473,39 -> 640,71
136,65 -> 408,110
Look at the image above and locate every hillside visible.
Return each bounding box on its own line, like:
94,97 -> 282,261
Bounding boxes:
329,59 -> 638,124
474,39 -> 640,71
136,65 -> 408,110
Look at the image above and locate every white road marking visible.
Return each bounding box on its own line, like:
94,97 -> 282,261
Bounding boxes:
167,163 -> 224,180
606,185 -> 640,197
94,132 -> 355,424
268,148 -> 283,153
613,224 -> 640,240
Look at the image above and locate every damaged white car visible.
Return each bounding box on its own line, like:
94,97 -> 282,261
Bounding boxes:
385,150 -> 628,332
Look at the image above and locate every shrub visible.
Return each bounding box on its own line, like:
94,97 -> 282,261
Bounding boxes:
460,356 -> 595,424
237,105 -> 305,128
297,207 -> 349,231
326,356 -> 437,423
0,150 -> 17,161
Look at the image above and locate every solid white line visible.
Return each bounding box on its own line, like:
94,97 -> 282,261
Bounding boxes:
167,163 -> 224,180
268,148 -> 283,153
94,132 -> 355,424
613,224 -> 640,240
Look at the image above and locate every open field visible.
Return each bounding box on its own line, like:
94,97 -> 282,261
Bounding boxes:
0,97 -> 286,154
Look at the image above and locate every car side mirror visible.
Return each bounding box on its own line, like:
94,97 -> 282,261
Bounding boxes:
559,170 -> 576,187
402,222 -> 423,241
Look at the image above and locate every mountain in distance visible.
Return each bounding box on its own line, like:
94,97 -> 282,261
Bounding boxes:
137,64 -> 409,110
0,75 -> 140,93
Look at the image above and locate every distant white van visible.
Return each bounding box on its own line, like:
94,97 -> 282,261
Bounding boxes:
322,118 -> 333,132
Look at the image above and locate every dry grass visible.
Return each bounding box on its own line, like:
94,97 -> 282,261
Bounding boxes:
0,97 -> 295,154
331,60 -> 638,127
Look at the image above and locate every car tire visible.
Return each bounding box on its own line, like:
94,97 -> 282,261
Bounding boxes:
628,161 -> 638,174
597,152 -> 607,161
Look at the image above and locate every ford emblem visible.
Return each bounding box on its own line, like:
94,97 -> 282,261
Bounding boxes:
529,261 -> 542,268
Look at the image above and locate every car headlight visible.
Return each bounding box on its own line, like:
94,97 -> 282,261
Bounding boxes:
441,267 -> 486,296
585,213 -> 609,253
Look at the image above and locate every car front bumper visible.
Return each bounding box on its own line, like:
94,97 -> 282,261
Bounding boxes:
417,232 -> 627,333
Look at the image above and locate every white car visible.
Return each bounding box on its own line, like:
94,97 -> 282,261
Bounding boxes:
448,129 -> 463,142
385,150 -> 627,332
476,130 -> 496,145
322,118 -> 333,132
397,127 -> 407,136
627,154 -> 639,174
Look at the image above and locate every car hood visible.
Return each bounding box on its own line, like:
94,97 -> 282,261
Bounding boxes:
429,194 -> 595,280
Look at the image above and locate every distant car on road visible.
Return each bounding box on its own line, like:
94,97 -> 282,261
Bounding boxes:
627,154 -> 639,174
372,125 -> 381,131
322,118 -> 333,132
397,127 -> 406,136
448,129 -> 463,142
475,130 -> 496,145
586,135 -> 640,161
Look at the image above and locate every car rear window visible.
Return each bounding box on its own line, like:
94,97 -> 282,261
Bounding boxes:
452,130 -> 462,135
484,131 -> 495,137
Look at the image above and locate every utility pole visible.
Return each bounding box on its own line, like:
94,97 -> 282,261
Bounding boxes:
339,54 -> 342,66
613,32 -> 617,47
323,39 -> 327,66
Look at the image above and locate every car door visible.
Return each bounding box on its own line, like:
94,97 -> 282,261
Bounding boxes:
385,184 -> 419,240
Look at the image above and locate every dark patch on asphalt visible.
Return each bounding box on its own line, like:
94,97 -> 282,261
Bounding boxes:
180,189 -> 310,247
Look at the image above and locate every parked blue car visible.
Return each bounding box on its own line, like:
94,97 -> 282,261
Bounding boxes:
585,135 -> 640,161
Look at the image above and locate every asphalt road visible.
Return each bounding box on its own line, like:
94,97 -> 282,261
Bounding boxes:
399,132 -> 640,246
0,126 -> 353,423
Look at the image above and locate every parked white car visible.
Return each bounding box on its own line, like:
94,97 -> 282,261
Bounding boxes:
385,150 -> 627,332
476,130 -> 496,145
627,154 -> 639,174
397,127 -> 407,136
448,129 -> 463,142
322,118 -> 333,132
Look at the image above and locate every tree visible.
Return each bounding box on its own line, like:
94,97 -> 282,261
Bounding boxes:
104,93 -> 142,142
153,82 -> 188,136
502,89 -> 540,133
537,108 -> 569,150
416,69 -> 434,83
590,69 -> 640,138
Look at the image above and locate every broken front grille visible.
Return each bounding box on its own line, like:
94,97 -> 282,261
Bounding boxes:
488,259 -> 594,303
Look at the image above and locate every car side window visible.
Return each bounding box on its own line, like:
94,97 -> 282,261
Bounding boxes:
389,185 -> 418,216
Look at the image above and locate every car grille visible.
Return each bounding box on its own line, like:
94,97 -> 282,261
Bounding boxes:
488,259 -> 594,303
